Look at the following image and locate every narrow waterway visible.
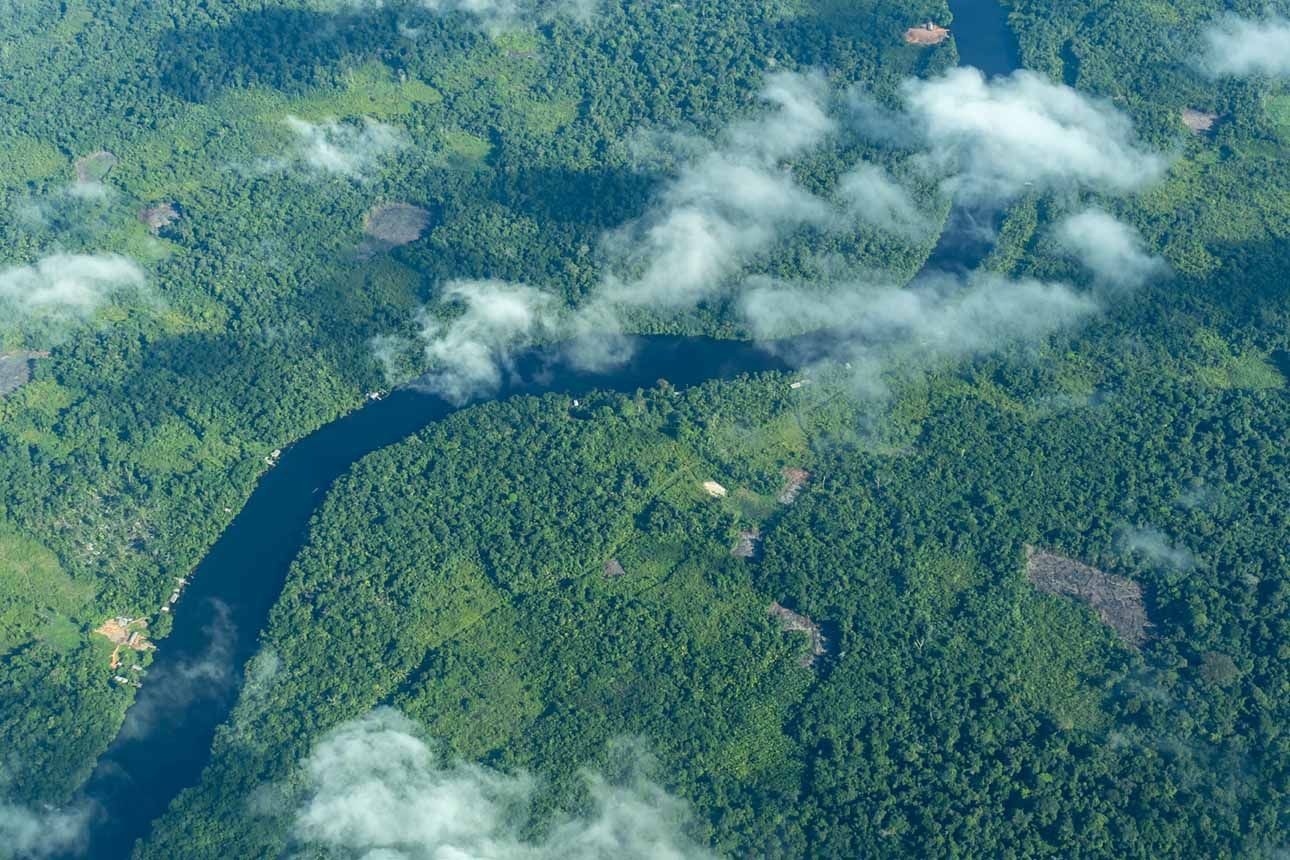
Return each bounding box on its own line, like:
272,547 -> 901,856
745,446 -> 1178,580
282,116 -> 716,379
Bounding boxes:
72,337 -> 790,858
74,3 -> 1022,855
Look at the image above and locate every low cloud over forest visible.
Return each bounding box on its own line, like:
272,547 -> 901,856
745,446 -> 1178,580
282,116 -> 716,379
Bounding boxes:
380,64 -> 1170,403
291,708 -> 716,859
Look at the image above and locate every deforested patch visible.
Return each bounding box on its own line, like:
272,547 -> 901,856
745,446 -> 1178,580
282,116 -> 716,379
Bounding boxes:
905,21 -> 950,46
74,150 -> 117,183
731,528 -> 760,559
769,601 -> 828,666
1181,108 -> 1220,134
139,202 -> 180,233
1025,545 -> 1150,647
0,350 -> 48,397
777,467 -> 810,504
361,202 -> 431,254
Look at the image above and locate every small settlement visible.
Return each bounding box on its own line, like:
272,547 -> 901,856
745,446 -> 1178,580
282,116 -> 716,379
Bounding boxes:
160,575 -> 191,614
93,617 -> 155,683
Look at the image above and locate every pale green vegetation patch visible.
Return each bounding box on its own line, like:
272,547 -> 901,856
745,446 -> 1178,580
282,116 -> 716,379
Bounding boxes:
1267,92 -> 1290,144
276,62 -> 444,121
514,96 -> 579,135
0,135 -> 65,187
1009,593 -> 1113,732
0,528 -> 92,654
1190,329 -> 1286,390
1196,352 -> 1286,390
51,2 -> 94,41
438,128 -> 492,160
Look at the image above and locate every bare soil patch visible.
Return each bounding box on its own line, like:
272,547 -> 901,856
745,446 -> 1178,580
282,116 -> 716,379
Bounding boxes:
139,202 -> 180,232
731,528 -> 760,559
1025,546 -> 1150,647
778,467 -> 810,504
905,22 -> 950,45
363,203 -> 431,247
1181,108 -> 1219,134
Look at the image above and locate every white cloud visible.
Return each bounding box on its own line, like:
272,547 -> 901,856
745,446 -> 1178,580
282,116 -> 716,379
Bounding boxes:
837,164 -> 932,238
0,253 -> 144,321
901,68 -> 1167,202
742,271 -> 1099,398
281,116 -> 407,178
1119,526 -> 1195,571
416,279 -> 560,403
1201,15 -> 1290,78
1055,208 -> 1168,289
350,0 -> 595,30
0,801 -> 93,859
600,71 -> 836,311
293,708 -> 717,860
388,68 -> 1165,396
119,599 -> 236,742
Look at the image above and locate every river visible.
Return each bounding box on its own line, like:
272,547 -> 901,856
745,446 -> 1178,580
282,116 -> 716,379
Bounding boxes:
72,3 -> 1020,856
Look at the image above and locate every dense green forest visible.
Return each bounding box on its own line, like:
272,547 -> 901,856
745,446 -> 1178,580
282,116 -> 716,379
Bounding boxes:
0,0 -> 1286,854
140,297 -> 1289,856
0,0 -> 952,802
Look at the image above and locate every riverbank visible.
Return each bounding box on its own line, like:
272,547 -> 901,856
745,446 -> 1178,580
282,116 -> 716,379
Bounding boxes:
72,2 -> 1025,853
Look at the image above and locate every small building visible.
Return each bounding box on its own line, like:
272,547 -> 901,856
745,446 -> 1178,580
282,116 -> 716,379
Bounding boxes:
603,558 -> 626,578
702,480 -> 728,498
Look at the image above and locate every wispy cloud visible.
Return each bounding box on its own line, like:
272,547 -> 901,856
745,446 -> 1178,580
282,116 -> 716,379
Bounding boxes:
900,68 -> 1166,203
119,599 -> 236,741
350,0 -> 596,30
837,163 -> 933,238
1055,208 -> 1169,290
279,116 -> 407,179
388,68 -> 1165,403
1118,526 -> 1195,571
1201,15 -> 1290,78
293,708 -> 716,859
599,71 -> 837,311
415,280 -> 560,403
0,253 -> 145,322
743,271 -> 1099,398
0,800 -> 94,859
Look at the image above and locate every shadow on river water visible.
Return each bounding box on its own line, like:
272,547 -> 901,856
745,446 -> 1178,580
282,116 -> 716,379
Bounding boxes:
72,0 -> 1021,855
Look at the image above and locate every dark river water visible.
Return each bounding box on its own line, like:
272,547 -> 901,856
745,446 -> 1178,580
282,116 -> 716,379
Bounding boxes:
72,4 -> 1021,856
